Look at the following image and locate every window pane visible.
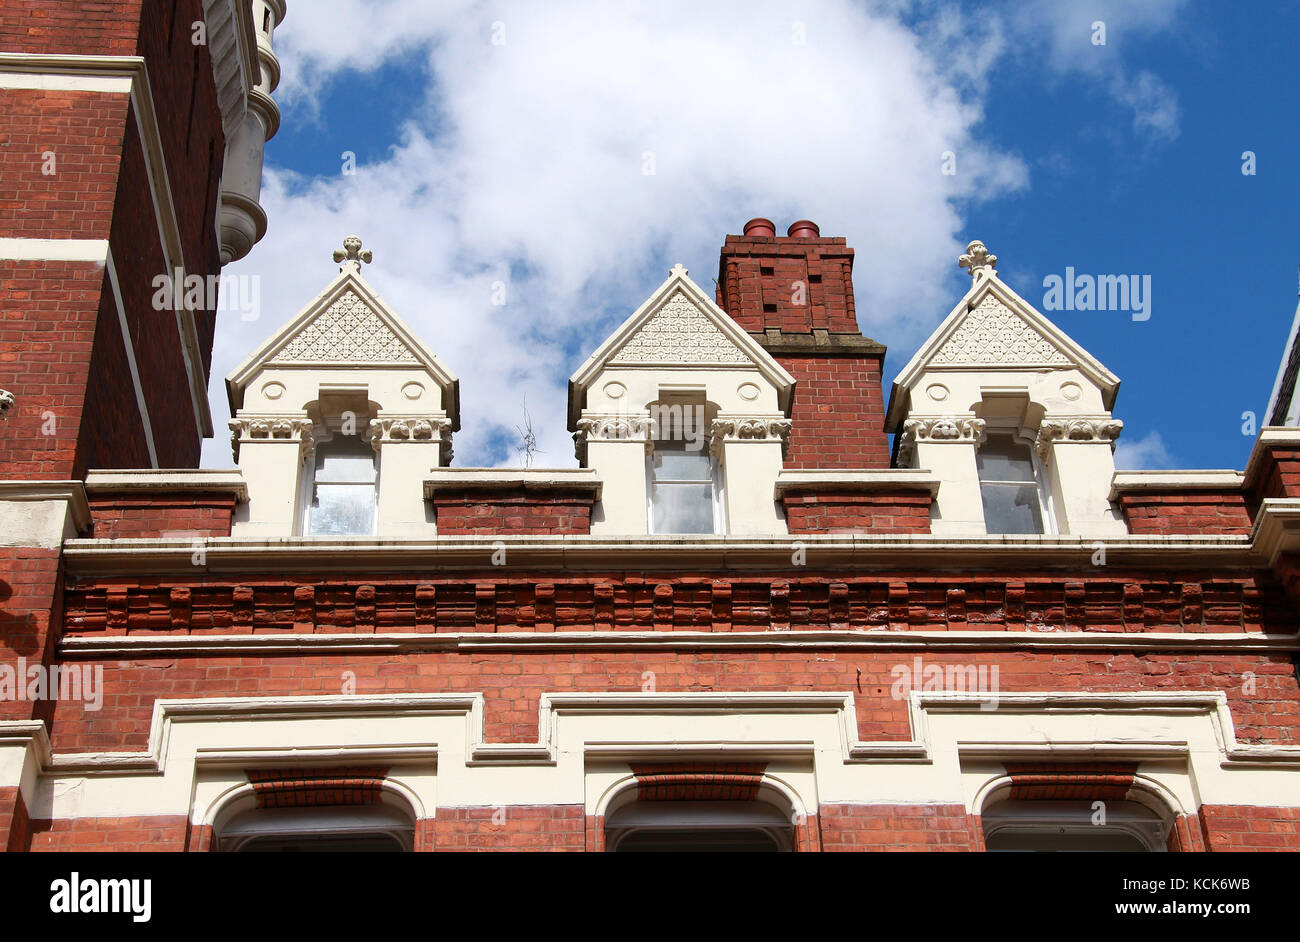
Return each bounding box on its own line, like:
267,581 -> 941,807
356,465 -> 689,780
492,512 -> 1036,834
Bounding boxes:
652,447 -> 712,481
651,482 -> 714,533
310,483 -> 376,535
315,437 -> 377,483
980,483 -> 1043,535
976,436 -> 1036,482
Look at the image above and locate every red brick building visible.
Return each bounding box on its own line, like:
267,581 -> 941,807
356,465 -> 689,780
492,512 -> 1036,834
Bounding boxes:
2,1 -> 1300,854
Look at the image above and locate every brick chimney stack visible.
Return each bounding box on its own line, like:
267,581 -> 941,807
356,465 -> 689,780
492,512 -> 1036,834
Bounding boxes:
716,220 -> 891,468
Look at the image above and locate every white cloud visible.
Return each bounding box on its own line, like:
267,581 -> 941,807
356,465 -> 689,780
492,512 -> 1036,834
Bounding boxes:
1010,0 -> 1188,143
200,0 -> 1184,469
1113,431 -> 1176,470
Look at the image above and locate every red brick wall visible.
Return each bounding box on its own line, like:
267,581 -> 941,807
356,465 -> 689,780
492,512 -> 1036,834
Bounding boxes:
819,803 -> 982,851
29,814 -> 188,852
0,89 -> 127,239
431,489 -> 594,535
0,787 -> 31,852
782,488 -> 931,533
0,0 -> 144,55
716,233 -> 858,334
0,261 -> 110,478
1251,446 -> 1300,503
88,494 -> 236,538
0,548 -> 62,720
433,805 -> 586,851
1198,804 -> 1300,851
42,649 -> 1300,754
1118,492 -> 1253,536
777,353 -> 892,469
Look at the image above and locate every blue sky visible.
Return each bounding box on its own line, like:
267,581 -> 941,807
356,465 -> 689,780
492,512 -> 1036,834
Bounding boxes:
205,0 -> 1300,472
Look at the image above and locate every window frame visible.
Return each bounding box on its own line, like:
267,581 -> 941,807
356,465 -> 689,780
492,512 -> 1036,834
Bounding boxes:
976,424 -> 1056,536
644,395 -> 724,536
298,423 -> 381,537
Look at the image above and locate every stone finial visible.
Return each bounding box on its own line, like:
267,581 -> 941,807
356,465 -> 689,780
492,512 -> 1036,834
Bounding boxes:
670,263 -> 688,277
958,240 -> 997,278
333,235 -> 373,271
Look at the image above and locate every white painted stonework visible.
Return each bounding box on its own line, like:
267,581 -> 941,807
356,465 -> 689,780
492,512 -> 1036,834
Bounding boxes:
889,243 -> 1128,538
570,264 -> 795,536
225,240 -> 457,538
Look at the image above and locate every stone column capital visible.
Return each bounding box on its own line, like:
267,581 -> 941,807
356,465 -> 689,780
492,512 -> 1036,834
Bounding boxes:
897,413 -> 986,465
1035,414 -> 1123,459
228,413 -> 315,463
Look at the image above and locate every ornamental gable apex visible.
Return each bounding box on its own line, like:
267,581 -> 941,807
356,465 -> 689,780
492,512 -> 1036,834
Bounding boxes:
225,267 -> 460,422
568,264 -> 795,428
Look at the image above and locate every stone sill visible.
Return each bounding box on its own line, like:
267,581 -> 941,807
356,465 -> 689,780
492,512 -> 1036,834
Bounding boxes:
774,469 -> 941,497
85,469 -> 248,500
423,468 -> 601,499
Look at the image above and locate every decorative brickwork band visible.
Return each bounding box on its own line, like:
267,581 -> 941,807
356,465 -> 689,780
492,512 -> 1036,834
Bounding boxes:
897,415 -> 986,465
630,762 -> 768,802
1003,762 -> 1138,801
1034,415 -> 1123,459
228,415 -> 315,462
247,767 -> 390,808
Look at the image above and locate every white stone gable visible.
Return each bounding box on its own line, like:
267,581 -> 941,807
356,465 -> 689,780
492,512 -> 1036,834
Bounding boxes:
609,290 -> 749,366
930,294 -> 1070,367
269,289 -> 419,365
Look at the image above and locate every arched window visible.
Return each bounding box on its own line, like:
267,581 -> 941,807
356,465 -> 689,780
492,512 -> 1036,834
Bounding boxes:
976,433 -> 1050,535
982,799 -> 1168,852
302,429 -> 378,536
605,800 -> 794,852
217,803 -> 415,852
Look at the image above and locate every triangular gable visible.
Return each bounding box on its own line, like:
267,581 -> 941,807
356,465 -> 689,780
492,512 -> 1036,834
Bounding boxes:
568,264 -> 795,428
226,267 -> 460,424
887,271 -> 1120,430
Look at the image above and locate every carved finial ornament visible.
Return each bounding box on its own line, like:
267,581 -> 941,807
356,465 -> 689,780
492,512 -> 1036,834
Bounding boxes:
333,235 -> 373,271
958,240 -> 997,278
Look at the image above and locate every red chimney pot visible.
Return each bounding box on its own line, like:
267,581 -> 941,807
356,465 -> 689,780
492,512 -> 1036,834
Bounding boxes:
742,217 -> 777,238
787,219 -> 820,239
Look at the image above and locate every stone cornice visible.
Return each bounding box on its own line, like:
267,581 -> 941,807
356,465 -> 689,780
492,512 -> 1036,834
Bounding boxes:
58,532 -> 1255,576
84,469 -> 248,501
1108,469 -> 1245,502
773,469 -> 941,497
58,628 -> 1300,659
423,468 -> 601,499
0,480 -> 91,533
1035,414 -> 1123,459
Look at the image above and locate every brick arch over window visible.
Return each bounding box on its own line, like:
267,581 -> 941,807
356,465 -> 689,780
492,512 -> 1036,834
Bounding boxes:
597,762 -> 817,852
200,766 -> 426,852
977,762 -> 1190,852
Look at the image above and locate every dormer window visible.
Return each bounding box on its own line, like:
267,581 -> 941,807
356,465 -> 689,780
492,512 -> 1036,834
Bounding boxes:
647,396 -> 720,534
976,433 -> 1049,535
303,431 -> 378,536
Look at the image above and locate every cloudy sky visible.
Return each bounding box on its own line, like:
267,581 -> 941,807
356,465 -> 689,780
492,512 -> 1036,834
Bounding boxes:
203,0 -> 1300,472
